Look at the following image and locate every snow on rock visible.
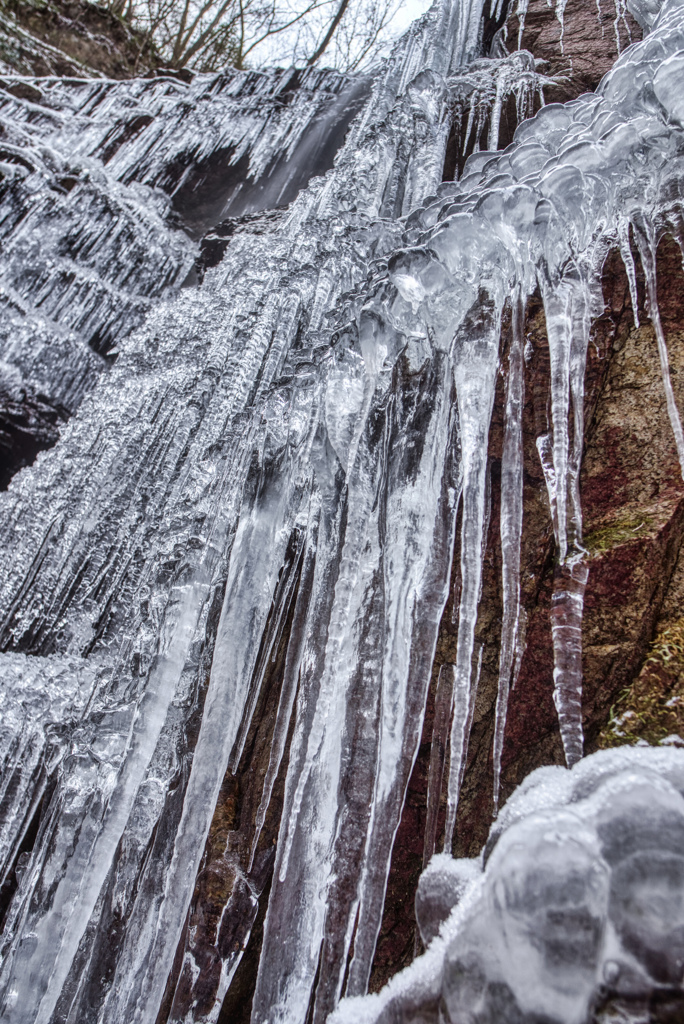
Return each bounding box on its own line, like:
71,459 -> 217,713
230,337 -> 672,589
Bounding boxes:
332,746 -> 684,1024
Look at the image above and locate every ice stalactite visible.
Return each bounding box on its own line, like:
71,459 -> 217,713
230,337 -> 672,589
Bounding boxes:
443,296 -> 500,850
536,274 -> 596,764
423,664 -> 456,867
0,0 -> 684,1019
492,293 -> 525,812
634,220 -> 684,477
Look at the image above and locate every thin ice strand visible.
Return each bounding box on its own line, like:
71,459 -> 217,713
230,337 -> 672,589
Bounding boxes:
637,230 -> 684,478
492,294 -> 525,815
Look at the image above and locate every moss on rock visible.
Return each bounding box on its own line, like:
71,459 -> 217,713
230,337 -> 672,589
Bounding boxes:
598,616 -> 684,749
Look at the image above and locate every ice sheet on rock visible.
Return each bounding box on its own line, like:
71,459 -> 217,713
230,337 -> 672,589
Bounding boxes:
0,653 -> 96,890
0,3 -> 483,1020
2,0 -> 684,1019
0,64 -> 369,419
332,747 -> 684,1024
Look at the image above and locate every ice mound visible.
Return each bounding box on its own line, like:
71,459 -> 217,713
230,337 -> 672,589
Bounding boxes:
332,746 -> 684,1024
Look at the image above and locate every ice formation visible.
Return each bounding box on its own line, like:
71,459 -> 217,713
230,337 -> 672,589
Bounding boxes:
0,0 -> 683,1019
331,747 -> 684,1024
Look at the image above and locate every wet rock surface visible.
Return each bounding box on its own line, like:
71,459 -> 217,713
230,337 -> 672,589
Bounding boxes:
508,0 -> 643,103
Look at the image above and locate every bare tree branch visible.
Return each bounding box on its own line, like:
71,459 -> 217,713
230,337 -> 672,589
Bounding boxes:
106,0 -> 412,75
305,0 -> 349,65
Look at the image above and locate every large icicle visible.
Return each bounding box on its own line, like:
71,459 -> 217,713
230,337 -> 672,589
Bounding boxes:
443,296 -> 501,851
492,293 -> 525,813
634,221 -> 684,477
423,664 -> 456,867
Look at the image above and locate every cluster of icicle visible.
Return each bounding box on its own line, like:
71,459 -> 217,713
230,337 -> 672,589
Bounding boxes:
331,746 -> 684,1024
446,48 -> 551,158
0,0 -> 683,1022
0,64 -> 365,414
369,0 -> 684,839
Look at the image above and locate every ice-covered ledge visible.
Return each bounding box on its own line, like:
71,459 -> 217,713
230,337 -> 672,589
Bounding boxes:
332,747 -> 684,1024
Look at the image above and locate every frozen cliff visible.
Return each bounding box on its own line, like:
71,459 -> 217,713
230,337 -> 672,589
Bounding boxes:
0,0 -> 683,1020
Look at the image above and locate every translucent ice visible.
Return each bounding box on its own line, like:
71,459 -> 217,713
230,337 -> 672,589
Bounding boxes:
332,747 -> 684,1024
1,0 -> 684,1019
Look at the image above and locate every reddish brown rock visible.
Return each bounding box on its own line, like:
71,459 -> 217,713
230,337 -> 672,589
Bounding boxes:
508,0 -> 642,102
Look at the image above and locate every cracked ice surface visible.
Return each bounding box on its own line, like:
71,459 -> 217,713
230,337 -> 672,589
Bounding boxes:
331,747 -> 684,1024
0,0 -> 683,1020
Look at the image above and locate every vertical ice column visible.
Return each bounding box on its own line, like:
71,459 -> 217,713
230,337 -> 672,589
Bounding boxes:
112,461 -> 314,1024
252,350 -> 458,1023
492,293 -> 525,813
344,353 -> 458,1005
443,297 -> 501,850
539,276 -> 593,766
551,558 -> 589,766
423,663 -> 456,867
634,224 -> 684,478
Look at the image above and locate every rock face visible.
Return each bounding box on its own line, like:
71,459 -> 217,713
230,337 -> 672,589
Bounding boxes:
510,0 -> 642,103
0,0 -> 683,1021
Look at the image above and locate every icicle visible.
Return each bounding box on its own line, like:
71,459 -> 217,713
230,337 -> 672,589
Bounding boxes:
618,221 -> 640,329
567,277 -> 594,550
443,302 -> 500,851
228,526 -> 306,775
544,284 -> 570,560
635,225 -> 684,479
539,276 -> 593,766
248,513 -> 319,872
423,663 -> 455,868
492,293 -> 525,815
556,0 -> 569,51
463,93 -> 479,157
487,70 -> 506,152
443,646 -> 482,852
550,558 -> 589,765
516,0 -> 531,48
443,659 -> 469,851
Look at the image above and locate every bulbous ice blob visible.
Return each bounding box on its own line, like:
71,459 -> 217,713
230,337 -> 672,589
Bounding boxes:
610,851 -> 684,985
332,754 -> 684,1024
628,0 -> 664,30
653,51 -> 684,126
415,854 -> 481,945
597,781 -> 684,986
486,811 -> 609,1024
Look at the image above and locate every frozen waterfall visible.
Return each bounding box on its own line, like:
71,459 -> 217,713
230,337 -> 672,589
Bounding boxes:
0,0 -> 683,1020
